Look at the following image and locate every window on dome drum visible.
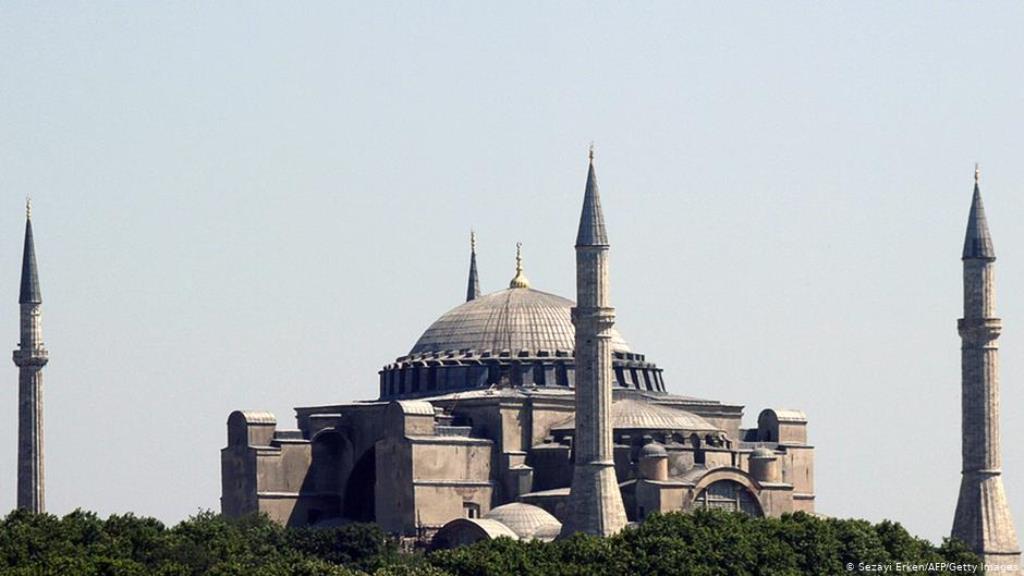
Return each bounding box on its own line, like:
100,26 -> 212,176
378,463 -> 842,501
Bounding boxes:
463,502 -> 480,519
694,480 -> 762,517
533,363 -> 545,386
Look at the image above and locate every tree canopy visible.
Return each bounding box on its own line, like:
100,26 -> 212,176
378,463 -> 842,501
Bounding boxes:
0,508 -> 981,576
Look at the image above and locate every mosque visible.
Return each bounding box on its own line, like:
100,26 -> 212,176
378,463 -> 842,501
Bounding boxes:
8,150 -> 1015,565
220,152 -> 816,544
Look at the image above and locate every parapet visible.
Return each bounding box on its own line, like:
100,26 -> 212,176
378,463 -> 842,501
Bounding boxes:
757,408 -> 808,445
385,400 -> 437,436
227,410 -> 277,447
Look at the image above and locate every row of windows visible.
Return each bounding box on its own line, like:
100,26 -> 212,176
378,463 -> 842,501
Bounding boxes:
380,363 -> 665,397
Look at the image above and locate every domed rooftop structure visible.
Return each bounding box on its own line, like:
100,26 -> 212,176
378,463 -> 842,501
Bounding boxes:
377,241 -> 666,399
410,287 -> 630,355
641,441 -> 668,458
430,518 -> 520,549
483,502 -> 562,541
551,399 -> 718,434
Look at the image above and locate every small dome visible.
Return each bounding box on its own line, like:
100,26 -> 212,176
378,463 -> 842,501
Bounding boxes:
483,502 -> 562,541
431,518 -> 520,549
750,447 -> 777,459
641,442 -> 668,458
552,399 -> 718,433
410,287 -> 631,355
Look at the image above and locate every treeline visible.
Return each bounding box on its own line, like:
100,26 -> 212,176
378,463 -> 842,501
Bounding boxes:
0,508 -> 981,576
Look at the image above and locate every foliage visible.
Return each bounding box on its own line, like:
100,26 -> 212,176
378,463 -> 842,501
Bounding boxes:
0,508 -> 982,576
428,510 -> 985,576
0,509 -> 395,576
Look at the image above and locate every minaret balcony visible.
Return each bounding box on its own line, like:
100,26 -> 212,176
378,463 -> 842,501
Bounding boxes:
957,317 -> 1002,343
571,308 -> 616,323
12,347 -> 48,367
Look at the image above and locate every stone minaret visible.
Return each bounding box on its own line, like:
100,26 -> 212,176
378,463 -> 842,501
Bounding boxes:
466,230 -> 481,301
12,199 -> 48,513
561,148 -> 628,537
952,166 -> 1020,570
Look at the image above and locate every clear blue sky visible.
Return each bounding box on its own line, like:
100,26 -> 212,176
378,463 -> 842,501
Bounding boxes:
1,2 -> 1023,544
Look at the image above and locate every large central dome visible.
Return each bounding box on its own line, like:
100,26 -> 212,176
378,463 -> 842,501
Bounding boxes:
410,287 -> 631,355
377,247 -> 665,399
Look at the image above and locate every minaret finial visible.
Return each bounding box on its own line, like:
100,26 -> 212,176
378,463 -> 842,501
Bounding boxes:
509,242 -> 530,289
471,229 -> 477,254
589,142 -> 594,163
975,163 -> 980,184
26,197 -> 31,221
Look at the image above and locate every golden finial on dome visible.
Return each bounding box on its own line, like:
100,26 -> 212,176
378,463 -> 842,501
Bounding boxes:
509,242 -> 531,289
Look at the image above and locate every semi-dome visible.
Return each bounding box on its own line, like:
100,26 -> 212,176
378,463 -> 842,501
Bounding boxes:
410,287 -> 630,355
551,399 -> 718,434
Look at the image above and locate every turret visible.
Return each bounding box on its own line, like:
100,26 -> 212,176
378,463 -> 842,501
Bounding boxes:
561,147 -> 628,537
952,165 -> 1020,570
12,199 -> 48,513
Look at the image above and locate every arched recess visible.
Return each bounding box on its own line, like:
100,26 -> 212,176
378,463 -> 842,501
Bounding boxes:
686,468 -> 764,518
343,446 -> 376,522
310,429 -> 354,519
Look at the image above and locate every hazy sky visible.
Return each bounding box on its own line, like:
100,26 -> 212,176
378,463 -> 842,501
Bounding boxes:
2,2 -> 1023,544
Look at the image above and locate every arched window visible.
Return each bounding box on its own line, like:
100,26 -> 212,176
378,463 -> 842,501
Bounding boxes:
690,434 -> 705,465
694,480 -> 762,517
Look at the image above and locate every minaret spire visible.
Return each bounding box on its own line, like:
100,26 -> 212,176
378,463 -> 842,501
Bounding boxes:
20,198 -> 41,305
963,163 -> 994,261
13,201 -> 48,513
466,230 -> 481,301
952,167 -> 1020,570
561,147 -> 628,537
576,146 -> 608,247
